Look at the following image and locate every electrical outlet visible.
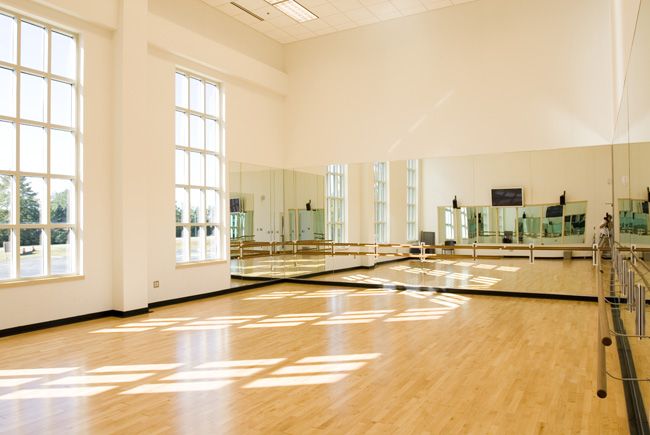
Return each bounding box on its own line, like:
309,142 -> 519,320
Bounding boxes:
153,281 -> 159,288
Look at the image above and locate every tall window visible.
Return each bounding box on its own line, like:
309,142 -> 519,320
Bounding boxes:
174,71 -> 225,263
0,11 -> 79,281
444,207 -> 455,241
406,159 -> 418,241
326,164 -> 345,242
373,162 -> 388,243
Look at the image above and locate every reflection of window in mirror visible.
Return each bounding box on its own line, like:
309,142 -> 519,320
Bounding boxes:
406,160 -> 418,242
373,162 -> 389,243
326,164 -> 346,242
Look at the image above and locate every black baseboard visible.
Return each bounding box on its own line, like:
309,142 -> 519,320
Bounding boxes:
109,308 -> 151,318
0,310 -> 114,338
148,280 -> 282,309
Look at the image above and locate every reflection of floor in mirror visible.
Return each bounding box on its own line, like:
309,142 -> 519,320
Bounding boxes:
0,283 -> 626,433
230,254 -> 327,277
308,258 -> 598,296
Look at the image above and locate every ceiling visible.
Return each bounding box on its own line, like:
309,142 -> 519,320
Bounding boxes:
201,0 -> 479,44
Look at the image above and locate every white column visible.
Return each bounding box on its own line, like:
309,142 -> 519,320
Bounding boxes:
112,0 -> 149,312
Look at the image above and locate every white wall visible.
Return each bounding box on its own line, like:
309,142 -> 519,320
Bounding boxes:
284,0 -> 613,167
1,0 -> 288,328
421,145 -> 613,247
0,3 -> 115,330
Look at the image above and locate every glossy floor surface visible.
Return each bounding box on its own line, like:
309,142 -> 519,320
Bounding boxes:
0,283 -> 627,434
310,258 -> 599,296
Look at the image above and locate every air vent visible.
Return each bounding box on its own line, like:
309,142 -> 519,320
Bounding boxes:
230,2 -> 264,21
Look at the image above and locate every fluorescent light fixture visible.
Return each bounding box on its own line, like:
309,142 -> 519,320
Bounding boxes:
269,0 -> 317,22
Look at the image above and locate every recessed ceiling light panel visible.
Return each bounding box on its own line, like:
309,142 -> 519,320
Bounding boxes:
269,0 -> 318,22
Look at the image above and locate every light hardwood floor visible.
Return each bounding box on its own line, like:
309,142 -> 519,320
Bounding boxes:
0,283 -> 628,434
309,258 -> 599,296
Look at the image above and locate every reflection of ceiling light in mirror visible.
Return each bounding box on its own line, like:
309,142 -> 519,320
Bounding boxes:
268,0 -> 317,22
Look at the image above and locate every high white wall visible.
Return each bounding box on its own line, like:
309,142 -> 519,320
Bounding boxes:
284,0 -> 614,167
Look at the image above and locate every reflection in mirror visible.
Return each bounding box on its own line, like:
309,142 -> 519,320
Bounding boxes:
517,206 -> 541,243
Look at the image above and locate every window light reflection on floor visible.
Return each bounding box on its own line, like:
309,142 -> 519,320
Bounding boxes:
243,374 -> 347,388
44,373 -> 153,385
162,368 -> 263,381
272,362 -> 366,375
89,364 -> 183,373
0,378 -> 41,387
0,368 -> 77,376
296,353 -> 380,364
0,386 -> 115,400
195,359 -> 286,369
122,380 -> 233,394
91,327 -> 155,333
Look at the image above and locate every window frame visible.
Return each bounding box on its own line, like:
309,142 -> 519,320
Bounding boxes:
406,159 -> 418,242
325,164 -> 346,242
373,161 -> 389,243
174,69 -> 226,264
0,10 -> 81,283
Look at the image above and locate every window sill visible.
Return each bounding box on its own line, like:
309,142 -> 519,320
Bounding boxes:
176,259 -> 228,269
0,274 -> 85,289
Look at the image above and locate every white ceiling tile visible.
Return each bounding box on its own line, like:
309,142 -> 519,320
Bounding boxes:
268,13 -> 297,26
233,11 -> 265,25
390,0 -> 423,11
234,0 -> 270,10
301,18 -> 334,30
299,0 -> 331,7
204,0 -> 479,43
420,0 -> 452,9
367,2 -> 402,19
358,0 -> 386,6
217,3 -> 244,16
322,13 -> 355,26
344,7 -> 375,21
253,4 -> 284,20
333,21 -> 356,30
330,0 -> 364,12
310,3 -> 340,16
311,26 -> 337,35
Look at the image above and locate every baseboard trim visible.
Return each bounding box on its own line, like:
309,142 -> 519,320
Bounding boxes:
148,280 -> 282,309
0,310 -> 114,338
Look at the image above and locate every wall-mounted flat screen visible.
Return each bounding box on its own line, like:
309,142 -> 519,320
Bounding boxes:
230,198 -> 241,213
491,188 -> 524,207
545,205 -> 564,218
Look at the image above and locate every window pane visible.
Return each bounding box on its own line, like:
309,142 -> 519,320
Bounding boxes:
20,176 -> 44,224
175,149 -> 188,185
0,229 -> 12,280
50,178 -> 74,224
190,188 -> 202,223
0,14 -> 16,64
190,226 -> 202,261
175,188 -> 188,223
206,225 -> 219,259
51,80 -> 74,127
189,115 -> 204,149
20,73 -> 47,122
175,226 -> 187,262
189,152 -> 204,186
205,83 -> 219,117
20,21 -> 47,72
51,31 -> 76,79
175,73 -> 187,108
206,154 -> 219,188
0,67 -> 15,117
206,190 -> 219,224
19,228 -> 44,277
50,129 -> 75,175
175,111 -> 188,147
0,121 -> 15,170
0,175 -> 11,224
189,78 -> 204,112
20,124 -> 46,173
51,228 -> 73,274
205,119 -> 218,153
